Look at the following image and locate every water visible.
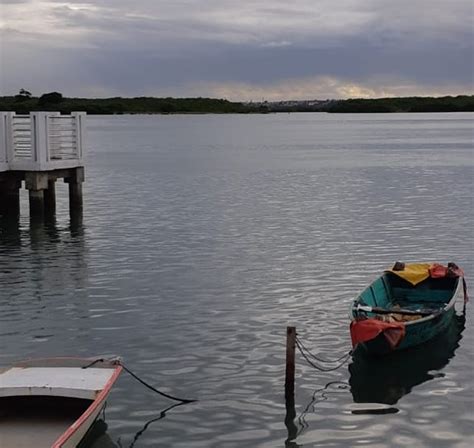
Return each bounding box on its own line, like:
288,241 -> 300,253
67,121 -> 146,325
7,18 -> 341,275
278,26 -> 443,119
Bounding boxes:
0,112 -> 473,447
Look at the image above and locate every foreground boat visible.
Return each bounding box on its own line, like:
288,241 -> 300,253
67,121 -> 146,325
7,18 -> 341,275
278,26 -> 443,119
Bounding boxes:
0,357 -> 122,448
349,263 -> 468,355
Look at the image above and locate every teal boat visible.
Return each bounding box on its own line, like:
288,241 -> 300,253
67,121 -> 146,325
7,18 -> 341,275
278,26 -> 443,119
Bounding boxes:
349,263 -> 467,356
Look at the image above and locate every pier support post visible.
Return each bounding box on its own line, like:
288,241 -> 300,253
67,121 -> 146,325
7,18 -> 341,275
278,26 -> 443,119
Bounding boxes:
44,179 -> 56,214
25,172 -> 49,218
0,177 -> 21,215
28,190 -> 45,217
65,167 -> 84,213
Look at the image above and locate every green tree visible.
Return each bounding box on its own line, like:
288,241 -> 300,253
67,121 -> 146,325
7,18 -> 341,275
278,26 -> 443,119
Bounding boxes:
38,91 -> 64,106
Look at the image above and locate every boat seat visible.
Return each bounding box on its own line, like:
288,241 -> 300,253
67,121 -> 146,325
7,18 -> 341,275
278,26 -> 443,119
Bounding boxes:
0,367 -> 113,400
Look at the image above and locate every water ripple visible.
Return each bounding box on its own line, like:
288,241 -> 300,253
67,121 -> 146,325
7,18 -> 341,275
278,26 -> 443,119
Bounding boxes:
1,113 -> 473,447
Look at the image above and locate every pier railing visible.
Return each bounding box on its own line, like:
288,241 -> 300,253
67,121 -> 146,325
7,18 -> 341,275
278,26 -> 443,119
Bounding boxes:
0,112 -> 85,172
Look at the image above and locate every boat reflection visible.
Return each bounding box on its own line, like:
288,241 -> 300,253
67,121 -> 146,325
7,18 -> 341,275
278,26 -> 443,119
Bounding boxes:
349,312 -> 466,405
80,401 -> 189,448
79,419 -> 118,448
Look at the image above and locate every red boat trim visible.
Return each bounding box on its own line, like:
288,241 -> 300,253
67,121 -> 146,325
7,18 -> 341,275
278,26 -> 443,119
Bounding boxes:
52,365 -> 122,448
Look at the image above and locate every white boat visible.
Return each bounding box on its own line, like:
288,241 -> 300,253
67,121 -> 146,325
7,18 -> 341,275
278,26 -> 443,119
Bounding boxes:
0,357 -> 122,448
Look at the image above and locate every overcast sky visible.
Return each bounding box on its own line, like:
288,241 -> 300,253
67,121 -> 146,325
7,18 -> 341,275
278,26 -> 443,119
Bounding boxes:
1,0 -> 473,100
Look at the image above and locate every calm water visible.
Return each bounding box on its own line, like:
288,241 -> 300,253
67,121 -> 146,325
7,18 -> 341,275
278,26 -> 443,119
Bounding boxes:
1,113 -> 473,447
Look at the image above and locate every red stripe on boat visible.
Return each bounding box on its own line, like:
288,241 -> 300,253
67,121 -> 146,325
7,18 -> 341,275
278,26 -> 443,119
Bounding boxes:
350,319 -> 405,350
52,365 -> 122,448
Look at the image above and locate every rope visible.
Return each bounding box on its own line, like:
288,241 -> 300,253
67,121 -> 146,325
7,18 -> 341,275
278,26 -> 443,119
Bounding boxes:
81,358 -> 105,369
296,336 -> 352,363
119,362 -> 196,404
82,358 -> 196,404
295,336 -> 352,372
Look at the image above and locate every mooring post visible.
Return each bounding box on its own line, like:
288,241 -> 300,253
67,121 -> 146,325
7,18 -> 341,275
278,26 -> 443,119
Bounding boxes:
284,326 -> 297,446
285,326 -> 296,400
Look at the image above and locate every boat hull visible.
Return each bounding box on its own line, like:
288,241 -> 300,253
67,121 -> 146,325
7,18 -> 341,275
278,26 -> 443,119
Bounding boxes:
350,264 -> 464,356
59,401 -> 106,448
356,307 -> 456,356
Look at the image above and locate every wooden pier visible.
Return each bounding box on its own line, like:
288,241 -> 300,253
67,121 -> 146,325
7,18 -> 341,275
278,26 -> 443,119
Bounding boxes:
0,112 -> 85,217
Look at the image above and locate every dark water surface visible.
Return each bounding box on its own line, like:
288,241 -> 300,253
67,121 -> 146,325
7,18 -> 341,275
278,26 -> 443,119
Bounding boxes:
1,113 -> 473,447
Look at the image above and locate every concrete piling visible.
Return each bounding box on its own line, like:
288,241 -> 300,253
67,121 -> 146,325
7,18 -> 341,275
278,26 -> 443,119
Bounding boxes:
44,179 -> 56,214
0,168 -> 84,218
0,176 -> 21,215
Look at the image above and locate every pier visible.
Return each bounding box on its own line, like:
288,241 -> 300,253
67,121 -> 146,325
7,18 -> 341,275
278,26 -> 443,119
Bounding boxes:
0,112 -> 85,217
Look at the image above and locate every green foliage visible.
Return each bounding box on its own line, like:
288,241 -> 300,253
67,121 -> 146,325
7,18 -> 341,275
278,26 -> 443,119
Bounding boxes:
19,88 -> 32,97
323,96 -> 474,113
38,92 -> 64,106
0,94 -> 472,114
14,88 -> 33,103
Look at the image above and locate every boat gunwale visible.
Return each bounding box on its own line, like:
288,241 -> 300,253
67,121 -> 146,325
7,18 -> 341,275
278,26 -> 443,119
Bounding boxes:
52,362 -> 122,448
349,273 -> 462,326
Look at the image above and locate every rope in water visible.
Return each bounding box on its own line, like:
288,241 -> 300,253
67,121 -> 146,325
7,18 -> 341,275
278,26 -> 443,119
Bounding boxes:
295,335 -> 352,372
82,358 -> 196,404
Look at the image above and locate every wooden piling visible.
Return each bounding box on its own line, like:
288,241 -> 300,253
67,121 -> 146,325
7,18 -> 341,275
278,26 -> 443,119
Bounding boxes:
285,326 -> 296,401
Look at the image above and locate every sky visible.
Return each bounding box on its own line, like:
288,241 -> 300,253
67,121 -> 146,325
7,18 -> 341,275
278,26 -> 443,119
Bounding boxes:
0,0 -> 473,100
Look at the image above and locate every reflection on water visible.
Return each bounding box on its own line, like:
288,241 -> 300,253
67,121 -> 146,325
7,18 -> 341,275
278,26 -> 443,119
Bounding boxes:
349,313 -> 466,405
79,419 -> 118,448
0,209 -> 84,248
296,381 -> 350,434
80,402 -> 190,448
284,395 -> 299,448
127,401 -> 189,448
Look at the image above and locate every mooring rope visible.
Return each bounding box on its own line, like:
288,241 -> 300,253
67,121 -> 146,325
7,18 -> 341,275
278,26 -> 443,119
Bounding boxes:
119,362 -> 196,404
82,358 -> 196,404
295,336 -> 352,372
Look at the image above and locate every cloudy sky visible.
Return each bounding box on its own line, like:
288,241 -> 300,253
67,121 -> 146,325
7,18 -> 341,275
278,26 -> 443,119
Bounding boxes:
0,0 -> 473,100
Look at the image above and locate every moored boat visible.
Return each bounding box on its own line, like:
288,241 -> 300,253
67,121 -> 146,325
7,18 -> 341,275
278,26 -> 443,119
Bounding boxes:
0,357 -> 122,448
349,262 -> 468,356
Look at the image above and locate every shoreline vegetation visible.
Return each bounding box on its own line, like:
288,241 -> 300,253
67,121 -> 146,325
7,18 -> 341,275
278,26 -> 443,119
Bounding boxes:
1,93 -> 473,115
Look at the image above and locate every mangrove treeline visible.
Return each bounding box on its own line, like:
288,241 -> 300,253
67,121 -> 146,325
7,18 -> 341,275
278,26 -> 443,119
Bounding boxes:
0,92 -> 472,114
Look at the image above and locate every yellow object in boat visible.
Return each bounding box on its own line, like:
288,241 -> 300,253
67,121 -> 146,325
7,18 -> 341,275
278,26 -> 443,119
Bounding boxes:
385,263 -> 431,285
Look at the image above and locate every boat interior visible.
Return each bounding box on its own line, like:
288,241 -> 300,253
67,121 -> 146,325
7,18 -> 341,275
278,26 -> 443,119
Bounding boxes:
355,273 -> 458,312
0,395 -> 93,448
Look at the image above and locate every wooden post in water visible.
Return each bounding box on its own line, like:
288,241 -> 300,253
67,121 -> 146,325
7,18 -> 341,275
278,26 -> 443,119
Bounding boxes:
285,326 -> 296,400
284,326 -> 298,446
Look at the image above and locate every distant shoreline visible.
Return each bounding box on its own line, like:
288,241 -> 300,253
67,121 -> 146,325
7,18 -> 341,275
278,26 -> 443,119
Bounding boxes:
1,94 -> 472,114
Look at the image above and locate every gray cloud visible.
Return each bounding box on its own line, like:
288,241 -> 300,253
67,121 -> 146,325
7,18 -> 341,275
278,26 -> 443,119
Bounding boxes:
1,0 -> 473,98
